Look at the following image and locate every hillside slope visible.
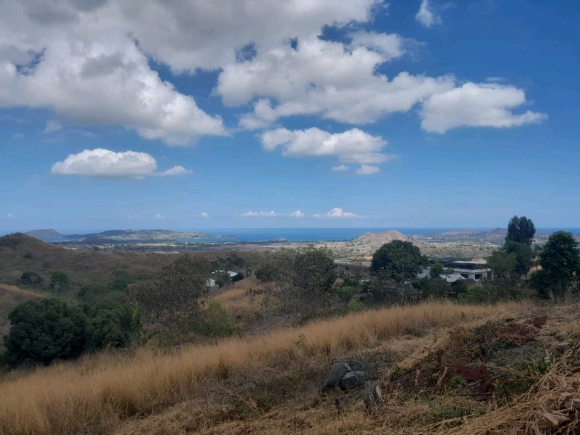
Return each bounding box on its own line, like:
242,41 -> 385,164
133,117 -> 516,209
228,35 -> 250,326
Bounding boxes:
0,233 -> 178,291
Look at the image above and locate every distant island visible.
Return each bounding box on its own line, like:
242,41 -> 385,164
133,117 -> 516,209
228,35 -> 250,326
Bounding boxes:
25,229 -> 235,242
25,229 -> 65,239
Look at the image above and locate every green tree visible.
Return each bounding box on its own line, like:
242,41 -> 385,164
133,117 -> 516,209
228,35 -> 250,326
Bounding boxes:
20,271 -> 44,287
128,255 -> 212,331
49,271 -> 70,293
531,231 -> 580,302
255,262 -> 280,283
196,299 -> 235,338
506,216 -> 536,246
292,246 -> 336,294
4,299 -> 86,365
371,241 -> 427,283
429,262 -> 444,278
86,303 -> 142,350
504,240 -> 534,276
486,250 -> 517,280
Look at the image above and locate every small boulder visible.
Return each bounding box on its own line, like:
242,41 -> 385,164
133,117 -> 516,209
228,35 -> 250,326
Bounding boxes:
321,358 -> 374,392
321,361 -> 351,392
340,371 -> 367,390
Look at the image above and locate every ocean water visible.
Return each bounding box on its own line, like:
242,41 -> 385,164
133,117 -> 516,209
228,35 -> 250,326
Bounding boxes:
177,227 -> 458,243
3,227 -> 579,243
178,227 -> 580,243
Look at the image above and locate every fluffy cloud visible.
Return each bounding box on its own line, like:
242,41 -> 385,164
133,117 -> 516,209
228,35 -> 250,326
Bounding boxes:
220,36 -> 454,127
153,214 -> 166,220
242,210 -> 276,217
200,212 -> 210,218
420,83 -> 547,133
332,164 -> 349,171
51,148 -> 191,178
0,1 -> 230,145
314,208 -> 360,218
356,164 -> 380,175
0,0 -> 546,150
159,166 -> 192,176
289,210 -> 305,217
261,127 -> 391,172
415,0 -> 442,28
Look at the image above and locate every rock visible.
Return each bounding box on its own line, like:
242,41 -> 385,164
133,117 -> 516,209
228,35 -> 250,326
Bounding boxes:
321,358 -> 374,392
321,361 -> 351,392
340,371 -> 367,390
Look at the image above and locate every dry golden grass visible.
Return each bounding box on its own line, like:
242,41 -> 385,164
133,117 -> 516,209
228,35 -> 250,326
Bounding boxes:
212,279 -> 263,319
0,300 -> 523,435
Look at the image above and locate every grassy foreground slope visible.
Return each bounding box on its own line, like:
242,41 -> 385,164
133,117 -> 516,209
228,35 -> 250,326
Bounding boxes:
0,300 -> 532,435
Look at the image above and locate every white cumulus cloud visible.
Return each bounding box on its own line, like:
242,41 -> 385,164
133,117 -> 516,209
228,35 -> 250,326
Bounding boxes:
332,164 -> 349,171
243,210 -> 276,217
261,127 -> 391,172
314,208 -> 360,218
51,148 -> 191,179
356,164 -> 380,175
220,35 -> 454,128
200,212 -> 210,218
153,214 -> 166,220
159,166 -> 192,176
415,0 -> 442,28
289,210 -> 305,217
420,82 -> 548,133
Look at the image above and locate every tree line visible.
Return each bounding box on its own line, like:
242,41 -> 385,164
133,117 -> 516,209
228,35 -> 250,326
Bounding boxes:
3,217 -> 578,367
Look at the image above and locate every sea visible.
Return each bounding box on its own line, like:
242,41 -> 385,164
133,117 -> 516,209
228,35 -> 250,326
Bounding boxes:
2,227 -> 580,243
177,227 -> 580,243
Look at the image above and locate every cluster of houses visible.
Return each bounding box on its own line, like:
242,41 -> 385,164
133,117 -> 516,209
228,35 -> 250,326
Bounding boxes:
334,259 -> 492,284
206,270 -> 240,287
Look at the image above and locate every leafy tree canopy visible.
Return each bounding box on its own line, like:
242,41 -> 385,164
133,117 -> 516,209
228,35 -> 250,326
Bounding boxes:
506,215 -> 536,246
20,271 -> 43,287
531,231 -> 580,301
4,299 -> 86,365
86,303 -> 142,350
292,246 -> 336,294
371,241 -> 427,283
128,255 -> 212,330
49,271 -> 70,293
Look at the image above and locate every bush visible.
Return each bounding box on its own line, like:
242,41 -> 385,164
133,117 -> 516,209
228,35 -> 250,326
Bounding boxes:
196,299 -> 235,338
107,270 -> 139,292
78,285 -> 108,303
337,285 -> 358,302
49,271 -> 70,293
255,263 -> 280,283
20,271 -> 44,287
3,299 -> 87,365
346,299 -> 365,312
86,303 -> 142,350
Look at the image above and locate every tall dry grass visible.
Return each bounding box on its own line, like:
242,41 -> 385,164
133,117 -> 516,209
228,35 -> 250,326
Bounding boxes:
0,301 -> 523,435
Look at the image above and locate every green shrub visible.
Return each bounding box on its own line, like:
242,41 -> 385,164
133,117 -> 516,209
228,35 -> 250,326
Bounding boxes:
196,299 -> 235,338
337,285 -> 358,302
86,303 -> 142,350
346,299 -> 365,312
3,299 -> 87,365
107,270 -> 139,292
49,272 -> 70,293
20,271 -> 44,287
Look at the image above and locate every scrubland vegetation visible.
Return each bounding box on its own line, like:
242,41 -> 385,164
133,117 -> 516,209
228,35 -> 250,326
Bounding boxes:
0,301 -> 521,435
1,216 -> 580,434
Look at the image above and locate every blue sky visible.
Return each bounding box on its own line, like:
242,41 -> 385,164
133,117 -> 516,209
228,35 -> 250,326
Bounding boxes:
0,0 -> 578,231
